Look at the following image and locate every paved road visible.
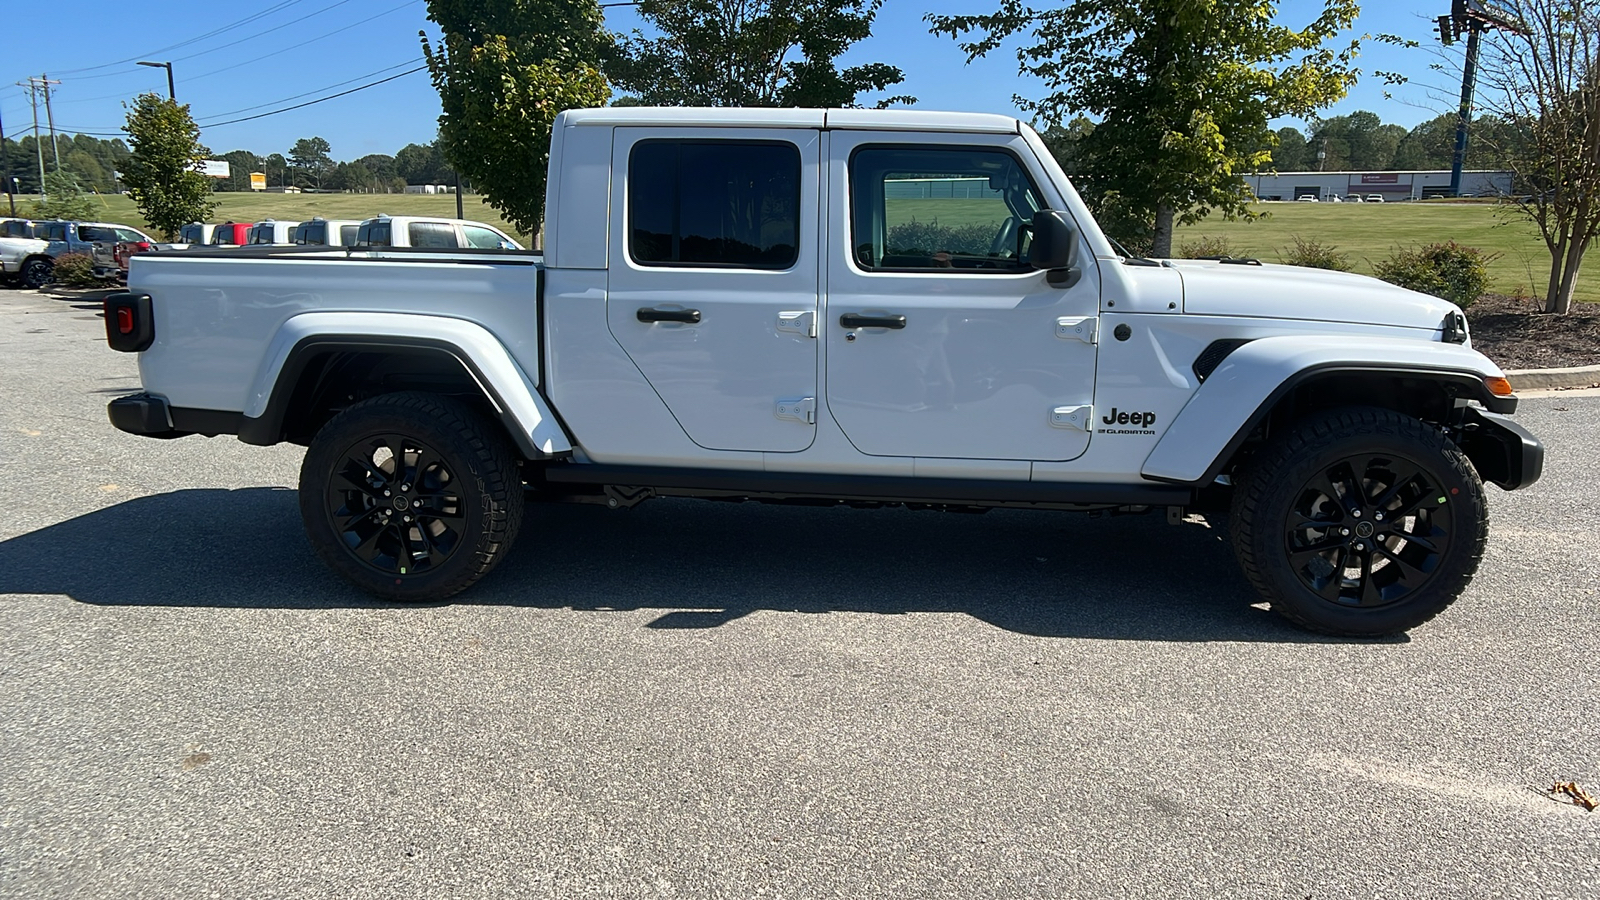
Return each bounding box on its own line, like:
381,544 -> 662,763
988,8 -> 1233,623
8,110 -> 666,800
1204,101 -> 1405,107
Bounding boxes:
1,287 -> 1596,899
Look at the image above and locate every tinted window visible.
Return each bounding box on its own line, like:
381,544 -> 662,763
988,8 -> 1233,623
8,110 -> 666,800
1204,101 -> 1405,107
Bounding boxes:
180,224 -> 202,242
462,225 -> 507,249
79,226 -> 114,242
42,223 -> 67,241
850,146 -> 1041,272
296,223 -> 325,245
213,227 -> 240,245
115,228 -> 146,242
408,222 -> 458,248
357,222 -> 392,247
629,141 -> 799,268
339,225 -> 359,245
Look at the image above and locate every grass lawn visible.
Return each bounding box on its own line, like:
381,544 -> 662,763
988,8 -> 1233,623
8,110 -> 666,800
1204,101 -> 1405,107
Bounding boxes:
3,192 -> 532,246
1175,201 -> 1595,304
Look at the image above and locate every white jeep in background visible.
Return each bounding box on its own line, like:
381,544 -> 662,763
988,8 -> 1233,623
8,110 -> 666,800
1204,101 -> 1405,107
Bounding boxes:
353,215 -> 522,250
104,107 -> 1543,636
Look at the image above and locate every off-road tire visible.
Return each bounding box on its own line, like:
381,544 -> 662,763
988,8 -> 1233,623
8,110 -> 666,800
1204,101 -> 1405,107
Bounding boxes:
1229,406 -> 1487,636
21,257 -> 52,289
299,392 -> 524,602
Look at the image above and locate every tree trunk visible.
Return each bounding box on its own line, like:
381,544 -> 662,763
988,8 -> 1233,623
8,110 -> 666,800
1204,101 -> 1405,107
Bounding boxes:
1552,237 -> 1586,315
1152,204 -> 1176,258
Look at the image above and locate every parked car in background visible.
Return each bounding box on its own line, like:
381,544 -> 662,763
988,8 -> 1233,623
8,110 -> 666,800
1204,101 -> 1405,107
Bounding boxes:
208,223 -> 253,247
32,221 -> 153,283
1296,195 -> 1318,202
1344,195 -> 1364,203
353,215 -> 522,250
1366,194 -> 1386,203
163,222 -> 218,250
113,233 -> 157,281
248,220 -> 297,245
292,217 -> 363,247
0,235 -> 51,287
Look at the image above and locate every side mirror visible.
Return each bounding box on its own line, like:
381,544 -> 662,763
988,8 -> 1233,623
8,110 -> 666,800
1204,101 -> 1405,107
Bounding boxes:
1029,209 -> 1079,272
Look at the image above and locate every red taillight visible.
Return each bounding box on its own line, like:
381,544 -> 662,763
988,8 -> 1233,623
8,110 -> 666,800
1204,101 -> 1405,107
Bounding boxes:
116,307 -> 135,334
137,242 -> 150,251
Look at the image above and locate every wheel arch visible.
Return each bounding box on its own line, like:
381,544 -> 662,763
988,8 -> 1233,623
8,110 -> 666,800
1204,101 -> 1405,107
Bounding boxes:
1141,336 -> 1517,487
238,312 -> 572,460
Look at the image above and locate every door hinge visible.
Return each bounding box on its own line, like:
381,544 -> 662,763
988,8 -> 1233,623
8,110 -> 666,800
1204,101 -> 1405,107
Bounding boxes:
776,397 -> 816,424
1055,316 -> 1097,344
777,310 -> 816,338
1050,404 -> 1093,431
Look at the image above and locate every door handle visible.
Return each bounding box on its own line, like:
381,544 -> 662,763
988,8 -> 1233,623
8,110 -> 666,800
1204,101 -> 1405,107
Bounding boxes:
839,313 -> 906,329
637,307 -> 701,324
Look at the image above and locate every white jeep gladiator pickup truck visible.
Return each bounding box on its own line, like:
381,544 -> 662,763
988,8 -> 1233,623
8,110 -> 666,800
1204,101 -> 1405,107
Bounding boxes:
104,107 -> 1543,636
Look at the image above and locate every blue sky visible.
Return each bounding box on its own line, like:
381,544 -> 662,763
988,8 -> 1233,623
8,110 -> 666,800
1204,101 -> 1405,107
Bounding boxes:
0,1 -> 1459,162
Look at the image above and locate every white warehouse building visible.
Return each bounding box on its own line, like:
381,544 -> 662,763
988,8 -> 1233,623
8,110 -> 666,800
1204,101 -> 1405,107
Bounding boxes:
1245,170 -> 1513,202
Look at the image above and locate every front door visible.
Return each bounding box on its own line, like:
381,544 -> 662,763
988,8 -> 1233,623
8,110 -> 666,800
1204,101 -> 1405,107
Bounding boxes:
607,127 -> 821,453
824,132 -> 1100,461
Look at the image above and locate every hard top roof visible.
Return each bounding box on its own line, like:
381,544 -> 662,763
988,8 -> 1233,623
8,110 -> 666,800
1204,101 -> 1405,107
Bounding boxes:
558,107 -> 1023,135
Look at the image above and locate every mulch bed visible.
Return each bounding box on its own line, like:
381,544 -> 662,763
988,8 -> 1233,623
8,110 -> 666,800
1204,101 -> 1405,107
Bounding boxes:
1466,293 -> 1600,370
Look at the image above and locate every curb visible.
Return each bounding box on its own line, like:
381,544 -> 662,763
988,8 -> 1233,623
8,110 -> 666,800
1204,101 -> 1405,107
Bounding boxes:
1506,364 -> 1600,391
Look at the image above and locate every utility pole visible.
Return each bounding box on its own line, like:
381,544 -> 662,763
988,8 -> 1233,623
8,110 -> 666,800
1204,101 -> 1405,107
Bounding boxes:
0,105 -> 16,215
1439,1 -> 1531,197
37,75 -> 62,172
18,80 -> 45,199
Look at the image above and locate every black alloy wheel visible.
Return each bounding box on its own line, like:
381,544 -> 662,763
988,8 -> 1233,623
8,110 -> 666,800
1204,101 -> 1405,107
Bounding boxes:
1283,453 -> 1452,608
21,258 -> 52,289
1230,406 -> 1487,636
299,392 -> 523,601
327,433 -> 465,577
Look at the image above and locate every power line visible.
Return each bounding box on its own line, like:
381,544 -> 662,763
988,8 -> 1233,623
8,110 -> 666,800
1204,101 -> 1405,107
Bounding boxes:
167,0 -> 361,65
199,65 -> 427,128
202,58 -> 423,119
50,0 -> 314,76
185,1 -> 424,82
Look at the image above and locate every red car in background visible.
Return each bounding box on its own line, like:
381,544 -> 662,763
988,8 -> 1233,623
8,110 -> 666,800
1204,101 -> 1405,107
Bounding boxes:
114,222 -> 255,281
208,222 -> 253,246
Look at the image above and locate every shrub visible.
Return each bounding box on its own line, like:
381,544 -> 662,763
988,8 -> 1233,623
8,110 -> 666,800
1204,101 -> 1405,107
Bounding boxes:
1373,241 -> 1496,309
1177,235 -> 1238,259
884,218 -> 1000,256
49,252 -> 101,288
1280,235 -> 1353,271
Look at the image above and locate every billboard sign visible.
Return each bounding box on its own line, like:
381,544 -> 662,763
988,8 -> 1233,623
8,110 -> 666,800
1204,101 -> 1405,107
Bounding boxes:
249,172 -> 267,191
198,160 -> 230,178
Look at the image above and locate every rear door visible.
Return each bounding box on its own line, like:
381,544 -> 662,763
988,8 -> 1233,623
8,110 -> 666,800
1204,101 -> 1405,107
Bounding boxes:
606,126 -> 821,453
78,225 -> 118,269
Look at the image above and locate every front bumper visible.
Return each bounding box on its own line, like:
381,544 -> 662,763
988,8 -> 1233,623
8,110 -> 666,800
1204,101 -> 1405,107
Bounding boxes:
1456,406 -> 1544,490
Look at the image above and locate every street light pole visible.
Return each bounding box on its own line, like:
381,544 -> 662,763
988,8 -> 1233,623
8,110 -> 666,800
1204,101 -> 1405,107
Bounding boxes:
137,61 -> 175,100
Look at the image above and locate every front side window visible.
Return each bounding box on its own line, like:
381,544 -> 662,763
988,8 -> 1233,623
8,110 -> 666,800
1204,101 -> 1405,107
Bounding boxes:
408,222 -> 457,248
462,225 -> 508,249
850,146 -> 1042,272
629,140 -> 800,268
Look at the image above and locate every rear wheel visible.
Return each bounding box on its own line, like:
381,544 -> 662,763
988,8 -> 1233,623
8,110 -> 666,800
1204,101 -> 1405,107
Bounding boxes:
299,392 -> 524,601
1229,407 -> 1487,636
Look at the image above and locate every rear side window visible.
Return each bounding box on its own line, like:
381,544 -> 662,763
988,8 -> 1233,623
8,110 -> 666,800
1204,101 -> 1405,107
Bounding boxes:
79,226 -> 114,242
408,222 -> 458,248
628,140 -> 800,269
42,223 -> 67,241
357,222 -> 392,247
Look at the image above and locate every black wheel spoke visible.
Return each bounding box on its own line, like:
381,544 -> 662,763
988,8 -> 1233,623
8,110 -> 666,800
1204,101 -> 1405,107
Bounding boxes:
1357,552 -> 1385,606
1290,536 -> 1345,561
334,504 -> 382,532
1373,543 -> 1427,585
1313,547 -> 1347,600
1372,460 -> 1422,511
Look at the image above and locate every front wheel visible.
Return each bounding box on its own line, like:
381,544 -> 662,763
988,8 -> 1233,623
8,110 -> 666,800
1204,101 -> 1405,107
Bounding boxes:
21,257 -> 52,289
299,392 -> 524,601
1229,407 -> 1488,636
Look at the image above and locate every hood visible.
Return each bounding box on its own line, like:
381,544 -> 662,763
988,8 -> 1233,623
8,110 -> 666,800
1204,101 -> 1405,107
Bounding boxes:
1165,260 -> 1459,333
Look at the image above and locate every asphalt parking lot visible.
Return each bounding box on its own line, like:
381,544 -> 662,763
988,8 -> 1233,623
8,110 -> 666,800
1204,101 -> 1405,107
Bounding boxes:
1,287 -> 1597,899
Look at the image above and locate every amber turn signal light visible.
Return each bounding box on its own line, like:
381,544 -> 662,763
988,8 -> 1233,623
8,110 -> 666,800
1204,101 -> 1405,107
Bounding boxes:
1483,376 -> 1514,397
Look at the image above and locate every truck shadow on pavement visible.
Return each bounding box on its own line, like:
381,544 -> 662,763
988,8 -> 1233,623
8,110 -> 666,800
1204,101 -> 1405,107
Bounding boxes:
0,487 -> 1397,643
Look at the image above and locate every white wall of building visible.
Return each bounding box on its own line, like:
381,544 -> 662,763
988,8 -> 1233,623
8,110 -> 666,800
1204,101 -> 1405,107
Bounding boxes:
1245,170 -> 1513,201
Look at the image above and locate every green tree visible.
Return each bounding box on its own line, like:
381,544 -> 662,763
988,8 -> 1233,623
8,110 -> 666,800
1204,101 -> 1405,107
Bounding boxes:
31,171 -> 99,220
355,154 -> 399,191
422,0 -> 612,236
607,0 -> 912,108
119,94 -> 215,240
929,0 -> 1361,256
62,149 -> 110,193
1039,114 -> 1096,175
1271,126 -> 1311,170
1477,0 -> 1600,314
289,137 -> 333,189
